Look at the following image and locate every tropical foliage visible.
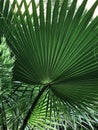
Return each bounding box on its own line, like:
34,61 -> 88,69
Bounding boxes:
0,37 -> 15,129
0,0 -> 98,130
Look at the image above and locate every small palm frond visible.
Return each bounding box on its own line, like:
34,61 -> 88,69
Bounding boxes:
1,0 -> 98,129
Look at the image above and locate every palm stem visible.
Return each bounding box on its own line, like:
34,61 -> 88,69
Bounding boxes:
20,85 -> 48,130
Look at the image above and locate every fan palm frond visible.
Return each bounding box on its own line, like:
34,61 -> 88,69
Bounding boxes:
1,0 -> 98,129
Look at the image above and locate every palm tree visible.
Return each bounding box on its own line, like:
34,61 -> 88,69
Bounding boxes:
0,0 -> 98,129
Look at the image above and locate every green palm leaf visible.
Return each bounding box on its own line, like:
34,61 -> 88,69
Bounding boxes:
1,0 -> 98,129
0,0 -> 16,41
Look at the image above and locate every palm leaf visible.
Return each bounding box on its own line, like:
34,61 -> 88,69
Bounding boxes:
1,0 -> 98,129
0,0 -> 16,41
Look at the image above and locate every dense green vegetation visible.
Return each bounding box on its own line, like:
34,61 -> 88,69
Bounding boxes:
0,0 -> 98,130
